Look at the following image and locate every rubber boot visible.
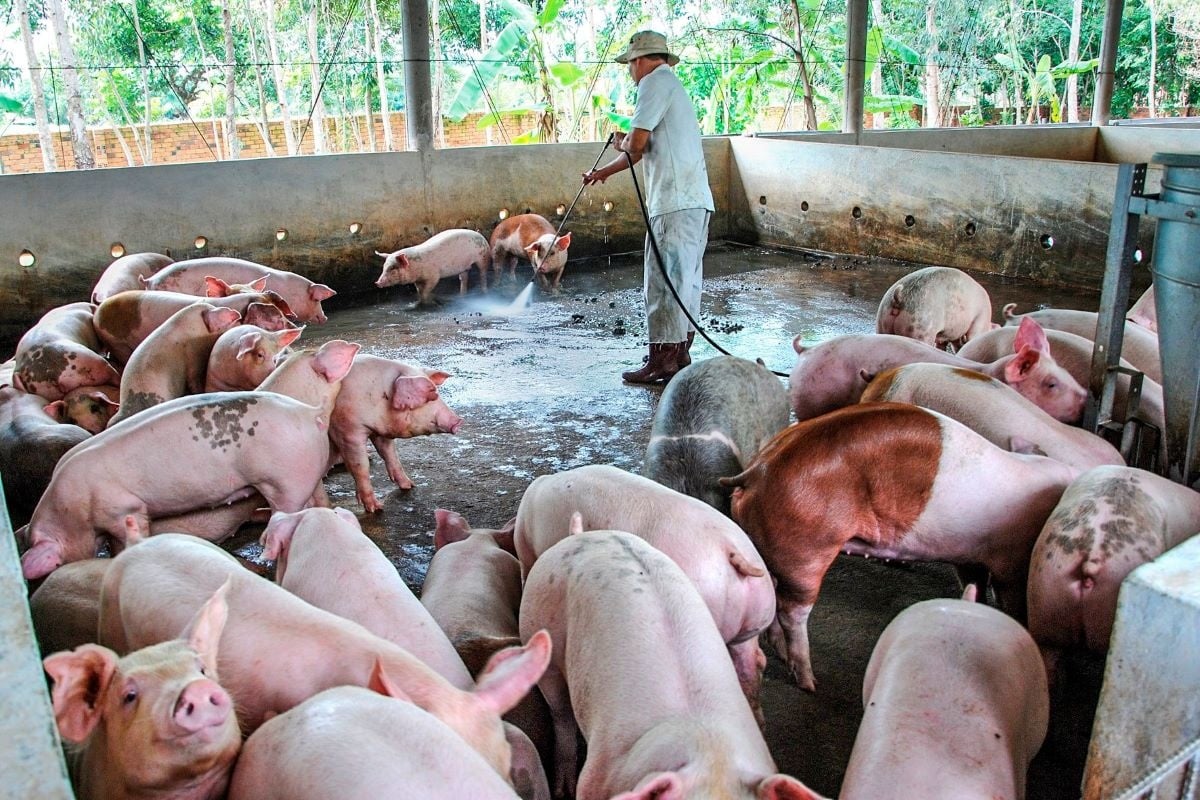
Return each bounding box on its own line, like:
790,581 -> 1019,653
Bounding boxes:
622,343 -> 684,384
679,330 -> 696,368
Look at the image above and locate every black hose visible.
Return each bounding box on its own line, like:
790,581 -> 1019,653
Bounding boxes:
556,133 -> 615,239
625,152 -> 789,378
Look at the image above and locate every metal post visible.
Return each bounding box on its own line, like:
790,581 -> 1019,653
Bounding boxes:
402,0 -> 434,153
1091,0 -> 1125,126
843,0 -> 868,136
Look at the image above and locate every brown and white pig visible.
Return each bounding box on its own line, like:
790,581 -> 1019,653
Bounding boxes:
1003,304 -> 1161,383
44,583 -> 241,800
45,385 -> 121,433
489,214 -> 572,289
91,252 -> 174,304
20,389 -> 338,579
108,302 -> 242,426
839,598 -> 1048,800
875,266 -> 997,349
860,363 -> 1124,471
14,302 -> 121,401
327,354 -> 462,512
520,529 -> 824,800
0,386 -> 91,520
259,507 -> 550,800
229,682 -> 522,800
645,356 -> 790,515
1126,284 -> 1157,332
95,289 -> 295,365
514,464 -> 776,723
721,402 -> 1079,692
30,558 -> 112,656
140,257 -> 335,324
375,228 -> 492,305
1027,465 -> 1200,655
97,534 -> 552,783
788,320 -> 1087,425
204,324 -> 302,393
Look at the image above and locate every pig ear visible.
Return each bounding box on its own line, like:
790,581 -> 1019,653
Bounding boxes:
391,375 -> 438,411
367,660 -> 413,702
611,773 -> 685,800
43,644 -> 119,743
259,510 -> 303,563
1003,346 -> 1041,384
424,369 -> 451,386
182,579 -> 231,675
555,232 -> 571,251
433,509 -> 471,550
492,517 -> 517,556
310,284 -> 337,302
375,251 -> 390,260
236,332 -> 265,360
274,327 -> 304,349
756,774 -> 827,800
1013,317 -> 1048,353
473,629 -> 552,716
205,276 -> 233,297
1008,435 -> 1047,456
248,276 -> 269,292
313,341 -> 360,383
21,540 -> 64,580
44,400 -> 67,422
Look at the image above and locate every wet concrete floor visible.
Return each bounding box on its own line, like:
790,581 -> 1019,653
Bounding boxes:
222,241 -> 1106,799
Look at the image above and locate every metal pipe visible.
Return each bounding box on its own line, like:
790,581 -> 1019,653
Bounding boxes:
843,0 -> 868,136
1091,0 -> 1125,126
402,0 -> 434,153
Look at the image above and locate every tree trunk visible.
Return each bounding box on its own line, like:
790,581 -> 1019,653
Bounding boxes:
244,3 -> 277,156
264,0 -> 298,154
365,84 -> 377,151
1148,0 -> 1158,117
306,1 -> 328,154
107,73 -> 148,163
15,0 -> 58,171
924,1 -> 941,127
432,0 -> 444,147
45,0 -> 95,168
223,0 -> 241,158
871,0 -> 885,128
790,0 -> 818,130
108,119 -> 136,166
1066,0 -> 1083,121
130,0 -> 153,163
367,0 -> 394,150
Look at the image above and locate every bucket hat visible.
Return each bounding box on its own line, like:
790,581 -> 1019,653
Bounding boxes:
614,30 -> 680,67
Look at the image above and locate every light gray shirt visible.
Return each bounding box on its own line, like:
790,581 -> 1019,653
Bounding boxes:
629,64 -> 715,217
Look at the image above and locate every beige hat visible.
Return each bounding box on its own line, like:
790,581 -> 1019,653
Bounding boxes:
614,30 -> 680,67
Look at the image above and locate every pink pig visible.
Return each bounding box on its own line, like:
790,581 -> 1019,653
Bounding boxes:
839,597 -> 1048,800
1003,304 -> 1161,384
91,252 -> 174,304
14,302 -> 121,401
489,214 -> 572,289
375,228 -> 492,305
30,558 -> 112,657
141,257 -> 335,324
43,583 -> 241,800
1126,284 -> 1157,332
205,325 -> 303,392
875,266 -> 998,349
520,530 -> 823,800
44,385 -> 121,433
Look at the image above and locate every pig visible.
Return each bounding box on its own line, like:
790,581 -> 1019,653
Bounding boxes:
328,354 -> 462,512
204,325 -> 303,393
44,385 -> 121,433
0,386 -> 91,521
789,319 -> 1087,425
839,598 -> 1048,800
721,402 -> 1079,692
1003,303 -> 1161,383
91,252 -> 174,304
1027,465 -> 1200,656
140,257 -> 336,324
256,340 -> 362,415
860,363 -> 1124,471
108,302 -> 243,426
875,266 -> 998,349
259,507 -> 549,800
489,214 -> 572,289
240,301 -> 299,332
20,389 -> 340,580
97,534 -> 552,782
148,495 -> 271,543
520,529 -> 823,800
1127,284 -> 1157,332
43,583 -> 241,800
374,228 -> 492,305
229,683 -> 522,800
514,464 -> 776,724
95,289 -> 295,365
30,559 -> 112,656
644,356 -> 790,515
13,302 -> 121,401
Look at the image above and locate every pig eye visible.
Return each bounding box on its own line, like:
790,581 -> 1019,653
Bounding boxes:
122,687 -> 138,706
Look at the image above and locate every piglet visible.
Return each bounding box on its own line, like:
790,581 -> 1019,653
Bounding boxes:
489,214 -> 571,289
14,302 -> 120,401
229,682 -> 521,800
44,385 -> 121,433
0,386 -> 90,521
1003,304 -> 1161,383
141,257 -> 335,324
204,325 -> 302,392
91,252 -> 174,304
645,356 -> 790,515
520,530 -> 823,800
43,582 -> 241,800
876,266 -> 997,349
375,229 -> 492,305
839,597 -> 1048,800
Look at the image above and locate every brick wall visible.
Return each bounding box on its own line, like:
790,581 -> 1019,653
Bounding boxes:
0,110 -> 536,174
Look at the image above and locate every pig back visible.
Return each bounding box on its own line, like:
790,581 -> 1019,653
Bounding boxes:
0,389 -> 90,519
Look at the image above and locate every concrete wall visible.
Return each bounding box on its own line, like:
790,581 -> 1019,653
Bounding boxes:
758,125 -> 1100,162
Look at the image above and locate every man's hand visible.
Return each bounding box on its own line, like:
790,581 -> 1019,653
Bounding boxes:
612,131 -> 627,150
582,168 -> 607,185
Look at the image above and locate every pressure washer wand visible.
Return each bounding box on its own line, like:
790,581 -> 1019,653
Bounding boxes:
556,132 -> 616,238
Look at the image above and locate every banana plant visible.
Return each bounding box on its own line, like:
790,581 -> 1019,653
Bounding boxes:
863,26 -> 922,119
995,51 -> 1098,123
0,93 -> 22,113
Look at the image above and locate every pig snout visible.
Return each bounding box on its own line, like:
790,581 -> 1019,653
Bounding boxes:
438,407 -> 462,434
173,679 -> 233,736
